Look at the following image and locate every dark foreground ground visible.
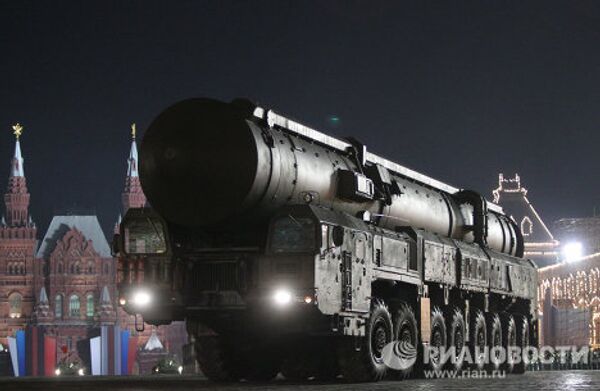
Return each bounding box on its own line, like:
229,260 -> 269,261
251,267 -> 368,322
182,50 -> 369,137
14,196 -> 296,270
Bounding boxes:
0,371 -> 597,391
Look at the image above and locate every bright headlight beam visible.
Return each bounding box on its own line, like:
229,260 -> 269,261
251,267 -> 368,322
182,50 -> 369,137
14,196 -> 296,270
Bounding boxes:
132,290 -> 152,307
273,289 -> 292,306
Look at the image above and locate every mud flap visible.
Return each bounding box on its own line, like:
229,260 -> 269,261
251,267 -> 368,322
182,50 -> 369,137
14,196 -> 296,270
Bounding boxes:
420,297 -> 431,343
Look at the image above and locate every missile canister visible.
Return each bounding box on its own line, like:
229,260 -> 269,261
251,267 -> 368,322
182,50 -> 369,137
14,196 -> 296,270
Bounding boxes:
139,98 -> 522,257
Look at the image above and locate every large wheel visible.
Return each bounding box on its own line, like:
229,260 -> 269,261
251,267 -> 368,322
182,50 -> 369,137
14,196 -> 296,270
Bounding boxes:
447,308 -> 466,372
427,307 -> 447,372
486,313 -> 503,372
389,303 -> 419,379
194,335 -> 243,382
513,314 -> 530,374
501,314 -> 517,373
470,310 -> 487,371
337,299 -> 393,382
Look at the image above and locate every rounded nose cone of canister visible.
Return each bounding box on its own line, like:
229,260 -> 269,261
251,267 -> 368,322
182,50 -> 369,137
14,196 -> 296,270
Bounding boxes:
140,98 -> 258,227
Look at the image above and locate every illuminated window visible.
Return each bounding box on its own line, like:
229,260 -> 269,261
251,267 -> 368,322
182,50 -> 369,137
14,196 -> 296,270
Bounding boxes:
55,294 -> 63,318
521,216 -> 533,236
9,293 -> 22,318
69,294 -> 80,317
86,294 -> 94,317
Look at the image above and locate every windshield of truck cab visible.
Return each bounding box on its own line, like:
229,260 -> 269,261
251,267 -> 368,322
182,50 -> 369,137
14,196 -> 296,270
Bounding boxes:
270,216 -> 315,253
123,216 -> 167,254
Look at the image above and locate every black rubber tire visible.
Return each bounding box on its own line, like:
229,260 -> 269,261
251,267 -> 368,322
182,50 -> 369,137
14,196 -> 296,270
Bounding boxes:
470,310 -> 487,371
501,314 -> 517,373
389,303 -> 419,379
194,335 -> 243,382
486,313 -> 503,372
513,314 -> 530,374
427,307 -> 447,372
242,340 -> 282,382
337,299 -> 393,382
447,308 -> 466,372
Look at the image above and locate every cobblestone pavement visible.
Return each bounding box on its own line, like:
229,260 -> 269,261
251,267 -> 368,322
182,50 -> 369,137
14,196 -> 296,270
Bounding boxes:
0,371 -> 597,391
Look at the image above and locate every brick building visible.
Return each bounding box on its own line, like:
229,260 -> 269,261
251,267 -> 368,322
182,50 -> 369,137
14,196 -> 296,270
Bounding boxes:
0,124 -> 37,346
0,125 -> 186,374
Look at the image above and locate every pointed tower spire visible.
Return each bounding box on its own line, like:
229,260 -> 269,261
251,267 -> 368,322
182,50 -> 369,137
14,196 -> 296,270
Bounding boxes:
11,124 -> 25,177
113,213 -> 122,235
127,123 -> 139,177
39,286 -> 49,303
98,285 -> 116,324
121,123 -> 146,212
101,285 -> 111,304
34,286 -> 52,323
4,123 -> 32,227
143,330 -> 164,351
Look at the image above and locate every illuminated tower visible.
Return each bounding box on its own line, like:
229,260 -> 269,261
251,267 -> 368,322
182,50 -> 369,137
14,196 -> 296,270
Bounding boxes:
121,123 -> 146,212
4,124 -> 32,226
0,124 -> 37,345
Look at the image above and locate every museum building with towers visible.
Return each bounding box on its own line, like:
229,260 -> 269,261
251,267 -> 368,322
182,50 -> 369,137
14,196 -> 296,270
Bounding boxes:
0,124 -> 185,373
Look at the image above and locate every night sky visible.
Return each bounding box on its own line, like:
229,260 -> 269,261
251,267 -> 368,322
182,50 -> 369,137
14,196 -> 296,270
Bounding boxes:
1,1 -> 600,237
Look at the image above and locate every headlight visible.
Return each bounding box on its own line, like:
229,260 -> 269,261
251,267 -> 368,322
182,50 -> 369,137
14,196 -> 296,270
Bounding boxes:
55,368 -> 61,376
132,290 -> 152,307
273,289 -> 292,306
78,368 -> 84,376
178,365 -> 183,374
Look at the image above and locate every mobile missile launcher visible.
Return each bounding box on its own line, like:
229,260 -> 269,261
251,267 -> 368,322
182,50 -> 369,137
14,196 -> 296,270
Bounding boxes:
115,98 -> 537,382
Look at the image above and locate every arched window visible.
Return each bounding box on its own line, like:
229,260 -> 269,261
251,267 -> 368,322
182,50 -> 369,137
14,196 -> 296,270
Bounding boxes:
86,294 -> 94,317
87,262 -> 94,274
55,294 -> 63,318
19,264 -> 25,275
58,263 -> 63,274
103,263 -> 110,275
69,294 -> 80,317
75,263 -> 81,274
70,264 -> 75,274
9,293 -> 22,318
7,264 -> 13,275
521,216 -> 533,236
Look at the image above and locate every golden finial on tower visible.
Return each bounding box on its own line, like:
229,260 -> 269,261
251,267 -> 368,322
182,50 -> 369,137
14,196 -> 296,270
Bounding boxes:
131,123 -> 136,140
12,123 -> 23,140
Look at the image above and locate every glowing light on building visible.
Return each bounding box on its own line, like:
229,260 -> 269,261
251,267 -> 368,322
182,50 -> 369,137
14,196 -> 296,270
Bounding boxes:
563,242 -> 583,263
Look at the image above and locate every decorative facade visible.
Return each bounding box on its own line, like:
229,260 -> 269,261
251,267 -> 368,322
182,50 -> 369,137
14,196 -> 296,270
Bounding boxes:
0,124 -> 186,374
538,254 -> 600,348
35,214 -> 117,363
